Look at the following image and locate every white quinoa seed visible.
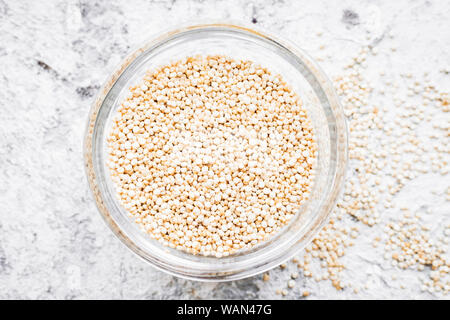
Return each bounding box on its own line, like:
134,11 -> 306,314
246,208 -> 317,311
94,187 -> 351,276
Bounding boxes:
108,55 -> 317,257
287,279 -> 296,288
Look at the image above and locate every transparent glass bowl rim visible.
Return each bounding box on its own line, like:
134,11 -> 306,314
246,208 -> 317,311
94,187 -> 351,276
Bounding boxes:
84,23 -> 348,282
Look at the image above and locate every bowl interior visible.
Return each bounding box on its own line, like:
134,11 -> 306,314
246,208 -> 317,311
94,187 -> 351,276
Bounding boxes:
89,24 -> 346,280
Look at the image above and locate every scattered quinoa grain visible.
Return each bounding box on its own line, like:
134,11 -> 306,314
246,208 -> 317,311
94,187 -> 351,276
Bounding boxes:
275,43 -> 449,296
287,279 -> 296,288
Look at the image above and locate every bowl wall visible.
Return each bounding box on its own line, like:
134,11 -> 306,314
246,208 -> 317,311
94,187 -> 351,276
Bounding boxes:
84,24 -> 347,281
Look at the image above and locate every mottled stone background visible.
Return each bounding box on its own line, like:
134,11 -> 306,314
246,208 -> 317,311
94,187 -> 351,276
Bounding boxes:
0,0 -> 448,299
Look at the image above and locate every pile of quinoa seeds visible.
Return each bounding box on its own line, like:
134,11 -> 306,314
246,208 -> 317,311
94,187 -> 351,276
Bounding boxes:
107,55 -> 317,257
271,42 -> 449,298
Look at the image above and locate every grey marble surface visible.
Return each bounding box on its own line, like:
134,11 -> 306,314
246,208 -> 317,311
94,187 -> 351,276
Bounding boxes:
0,0 -> 449,299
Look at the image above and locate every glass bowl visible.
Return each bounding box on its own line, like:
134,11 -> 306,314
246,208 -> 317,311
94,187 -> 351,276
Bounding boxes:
84,23 -> 347,281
